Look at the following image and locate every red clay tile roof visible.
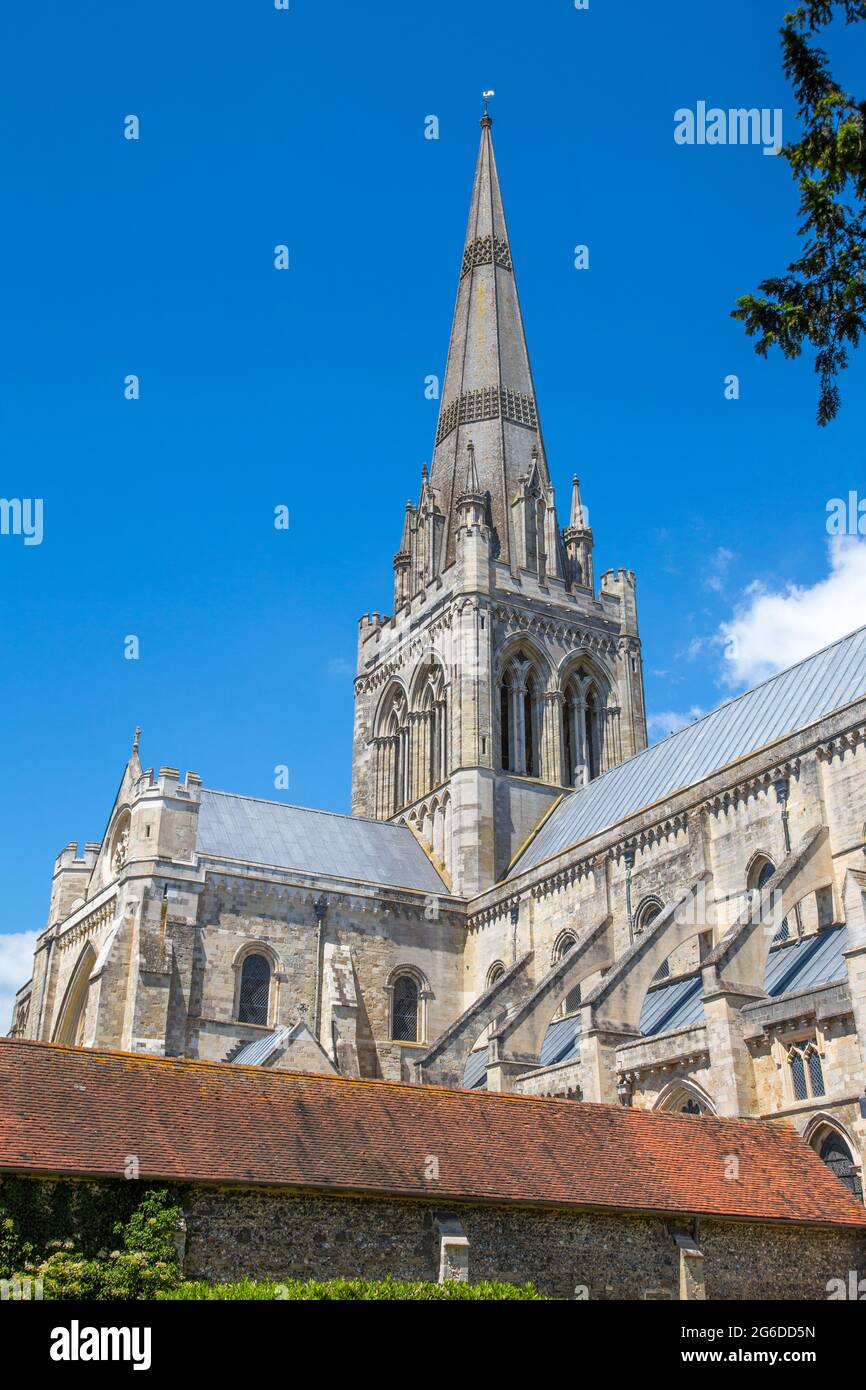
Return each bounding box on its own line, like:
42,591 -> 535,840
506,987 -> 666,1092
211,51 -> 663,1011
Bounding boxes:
2,1038 -> 864,1229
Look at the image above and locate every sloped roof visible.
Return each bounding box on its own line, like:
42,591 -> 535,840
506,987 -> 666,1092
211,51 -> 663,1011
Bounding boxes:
641,915 -> 850,1036
511,624 -> 866,876
1,1039 -> 864,1229
197,789 -> 448,893
477,925 -> 852,1084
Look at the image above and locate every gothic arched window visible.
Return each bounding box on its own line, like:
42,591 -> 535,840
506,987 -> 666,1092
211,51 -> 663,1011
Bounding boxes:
750,857 -> 789,942
819,1132 -> 863,1201
53,942 -> 97,1046
238,953 -> 272,1026
786,1038 -> 825,1101
499,652 -> 544,779
561,669 -> 606,787
586,687 -> 601,781
554,933 -> 581,1016
391,974 -> 420,1042
417,662 -> 447,798
635,899 -> 669,980
375,684 -> 410,819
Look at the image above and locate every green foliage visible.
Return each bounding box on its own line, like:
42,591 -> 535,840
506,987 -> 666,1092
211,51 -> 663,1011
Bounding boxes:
732,1 -> 866,423
0,1175 -> 153,1267
0,1181 -> 184,1301
158,1276 -> 547,1301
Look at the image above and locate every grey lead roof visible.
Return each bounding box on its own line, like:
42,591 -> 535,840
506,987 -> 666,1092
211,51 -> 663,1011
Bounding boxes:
512,624 -> 866,876
229,1026 -> 293,1067
197,790 -> 448,894
465,925 -> 851,1086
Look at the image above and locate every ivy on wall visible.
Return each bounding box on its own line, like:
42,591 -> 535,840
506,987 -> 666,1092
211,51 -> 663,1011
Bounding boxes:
0,1177 -> 185,1299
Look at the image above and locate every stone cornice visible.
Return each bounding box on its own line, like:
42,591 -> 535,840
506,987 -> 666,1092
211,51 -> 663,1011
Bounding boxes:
815,723 -> 866,763
467,893 -> 521,932
615,1023 -> 710,1079
703,758 -> 802,815
56,896 -> 117,954
741,980 -> 853,1038
492,603 -> 620,661
529,853 -> 601,902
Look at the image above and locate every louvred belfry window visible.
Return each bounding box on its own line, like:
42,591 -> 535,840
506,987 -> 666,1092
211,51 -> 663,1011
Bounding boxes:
238,954 -> 271,1026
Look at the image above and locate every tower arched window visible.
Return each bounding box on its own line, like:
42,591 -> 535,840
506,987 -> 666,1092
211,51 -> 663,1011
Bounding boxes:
375,685 -> 410,819
391,974 -> 420,1042
561,669 -> 606,787
238,953 -> 272,1026
499,652 -> 544,778
585,687 -> 601,781
417,662 -> 447,798
500,683 -> 511,768
819,1133 -> 863,1201
523,670 -> 537,775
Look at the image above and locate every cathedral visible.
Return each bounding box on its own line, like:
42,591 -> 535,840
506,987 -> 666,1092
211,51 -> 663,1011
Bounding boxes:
9,114 -> 866,1214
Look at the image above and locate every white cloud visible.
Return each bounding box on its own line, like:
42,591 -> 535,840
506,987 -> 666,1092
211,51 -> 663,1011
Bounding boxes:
647,707 -> 705,739
676,635 -> 706,662
327,657 -> 354,677
719,537 -> 866,688
704,546 -> 736,593
0,931 -> 38,1034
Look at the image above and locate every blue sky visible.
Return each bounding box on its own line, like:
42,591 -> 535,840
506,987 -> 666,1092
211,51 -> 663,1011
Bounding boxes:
1,1 -> 865,992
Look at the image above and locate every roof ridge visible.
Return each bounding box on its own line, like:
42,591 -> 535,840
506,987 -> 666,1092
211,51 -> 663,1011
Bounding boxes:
200,785 -> 413,831
5,1037 -> 864,1231
0,1036 -> 784,1126
627,621 -> 866,775
655,619 -> 866,746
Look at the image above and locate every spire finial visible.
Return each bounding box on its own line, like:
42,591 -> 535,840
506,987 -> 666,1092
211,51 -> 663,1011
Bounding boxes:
132,726 -> 141,756
466,438 -> 480,493
481,89 -> 495,127
569,475 -> 587,530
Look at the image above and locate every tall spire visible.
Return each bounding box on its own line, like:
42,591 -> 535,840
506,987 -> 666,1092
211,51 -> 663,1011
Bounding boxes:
428,113 -> 562,572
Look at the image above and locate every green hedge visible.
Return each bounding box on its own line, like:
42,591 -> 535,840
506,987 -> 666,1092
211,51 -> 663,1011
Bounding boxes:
159,1277 -> 546,1300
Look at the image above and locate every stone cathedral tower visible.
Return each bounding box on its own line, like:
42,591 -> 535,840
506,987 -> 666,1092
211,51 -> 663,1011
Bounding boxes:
351,114 -> 647,895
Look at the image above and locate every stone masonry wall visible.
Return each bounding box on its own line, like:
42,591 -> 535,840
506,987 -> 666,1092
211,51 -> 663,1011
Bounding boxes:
181,1186 -> 866,1299
185,874 -> 465,1078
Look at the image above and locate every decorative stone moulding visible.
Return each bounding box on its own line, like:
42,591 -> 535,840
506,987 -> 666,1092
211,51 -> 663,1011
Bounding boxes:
460,234 -> 512,278
467,896 -> 521,932
435,385 -> 538,445
57,897 -> 117,953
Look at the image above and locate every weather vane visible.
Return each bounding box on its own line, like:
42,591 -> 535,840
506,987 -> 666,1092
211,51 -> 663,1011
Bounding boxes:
482,89 -> 495,116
